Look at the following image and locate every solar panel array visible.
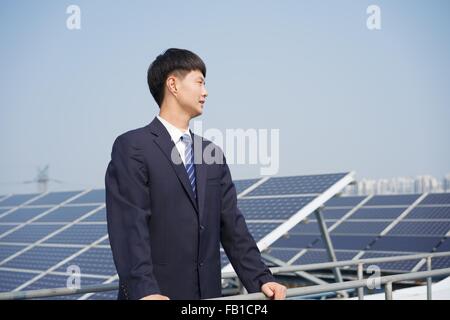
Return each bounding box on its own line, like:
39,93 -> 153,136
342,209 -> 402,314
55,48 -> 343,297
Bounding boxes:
0,190 -> 116,299
0,173 -> 352,299
265,193 -> 450,273
1,173 -> 449,299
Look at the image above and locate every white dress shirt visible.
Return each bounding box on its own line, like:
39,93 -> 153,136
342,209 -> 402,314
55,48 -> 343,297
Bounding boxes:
156,115 -> 191,166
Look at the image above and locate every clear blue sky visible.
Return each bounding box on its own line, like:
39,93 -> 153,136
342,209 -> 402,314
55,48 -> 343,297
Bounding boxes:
0,0 -> 449,194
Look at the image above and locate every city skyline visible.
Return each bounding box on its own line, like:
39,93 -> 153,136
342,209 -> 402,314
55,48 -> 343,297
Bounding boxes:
344,173 -> 450,195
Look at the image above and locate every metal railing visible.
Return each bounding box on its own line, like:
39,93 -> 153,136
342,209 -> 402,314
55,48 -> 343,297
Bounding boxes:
218,251 -> 450,300
213,267 -> 450,300
0,251 -> 449,300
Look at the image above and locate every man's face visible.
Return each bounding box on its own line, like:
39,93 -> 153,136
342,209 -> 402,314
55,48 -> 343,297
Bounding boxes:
175,70 -> 208,118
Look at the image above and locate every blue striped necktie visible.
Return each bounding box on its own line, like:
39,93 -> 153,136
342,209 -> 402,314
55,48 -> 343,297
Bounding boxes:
181,133 -> 197,198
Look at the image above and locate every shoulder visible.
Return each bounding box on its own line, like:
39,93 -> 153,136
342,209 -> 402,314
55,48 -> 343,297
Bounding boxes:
109,126 -> 153,161
114,124 -> 152,148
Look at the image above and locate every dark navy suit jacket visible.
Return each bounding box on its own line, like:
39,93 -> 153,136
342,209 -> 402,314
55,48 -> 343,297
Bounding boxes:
105,117 -> 274,300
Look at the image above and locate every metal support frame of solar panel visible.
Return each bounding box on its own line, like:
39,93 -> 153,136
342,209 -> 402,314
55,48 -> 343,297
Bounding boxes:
221,172 -> 355,274
0,189 -> 118,300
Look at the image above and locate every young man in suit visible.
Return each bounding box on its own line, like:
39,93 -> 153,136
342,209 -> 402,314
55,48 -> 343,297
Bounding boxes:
105,48 -> 286,300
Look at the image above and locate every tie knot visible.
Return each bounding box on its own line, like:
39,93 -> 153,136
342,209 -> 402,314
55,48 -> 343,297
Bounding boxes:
181,133 -> 192,144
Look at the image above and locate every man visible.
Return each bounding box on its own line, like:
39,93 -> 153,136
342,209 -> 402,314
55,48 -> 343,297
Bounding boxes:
105,48 -> 286,300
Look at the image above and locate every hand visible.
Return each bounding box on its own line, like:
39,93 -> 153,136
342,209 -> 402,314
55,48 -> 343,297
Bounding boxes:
140,294 -> 170,300
261,282 -> 287,300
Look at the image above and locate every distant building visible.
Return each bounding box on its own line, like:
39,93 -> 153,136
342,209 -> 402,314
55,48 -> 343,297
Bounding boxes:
414,175 -> 441,193
444,174 -> 450,192
343,173 -> 450,195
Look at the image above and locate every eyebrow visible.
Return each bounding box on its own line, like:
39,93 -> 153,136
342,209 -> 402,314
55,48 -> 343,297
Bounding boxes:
196,77 -> 205,82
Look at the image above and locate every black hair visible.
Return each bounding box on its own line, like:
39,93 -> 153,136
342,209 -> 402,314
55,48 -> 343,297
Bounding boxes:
147,48 -> 206,107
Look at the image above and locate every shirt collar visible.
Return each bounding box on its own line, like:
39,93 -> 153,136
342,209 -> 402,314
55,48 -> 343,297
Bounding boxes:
156,115 -> 190,143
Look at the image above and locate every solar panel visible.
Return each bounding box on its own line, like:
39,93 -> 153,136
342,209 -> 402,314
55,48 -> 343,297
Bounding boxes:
27,191 -> 83,206
246,223 -> 283,242
0,194 -> 40,207
0,207 -> 51,223
349,207 -> 407,220
55,248 -> 116,276
420,256 -> 450,271
80,208 -> 106,222
34,205 -> 100,223
357,252 -> 419,272
263,248 -> 301,263
436,238 -> 450,252
238,197 -> 314,220
0,244 -> 27,262
98,238 -> 110,246
318,208 -> 352,219
3,246 -> 80,270
270,234 -> 320,249
419,193 -> 450,205
324,196 -> 367,207
0,225 -> 19,236
68,189 -> 105,204
368,236 -> 442,252
291,249 -> 358,266
312,235 -> 376,251
364,194 -> 421,206
0,224 -> 64,243
404,206 -> 450,220
289,221 -> 334,235
0,190 -> 113,298
0,270 -> 38,292
387,221 -> 450,236
44,224 -> 107,245
247,173 -> 348,196
331,221 -> 391,235
233,179 -> 260,194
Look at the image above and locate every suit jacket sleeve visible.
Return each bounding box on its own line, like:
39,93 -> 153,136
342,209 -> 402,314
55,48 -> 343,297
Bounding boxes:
219,155 -> 275,293
105,135 -> 161,299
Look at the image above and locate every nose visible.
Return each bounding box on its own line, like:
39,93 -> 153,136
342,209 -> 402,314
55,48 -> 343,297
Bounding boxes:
202,87 -> 208,98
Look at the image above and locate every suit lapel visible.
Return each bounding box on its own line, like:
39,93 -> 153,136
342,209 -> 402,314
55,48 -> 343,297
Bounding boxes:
149,118 -> 199,213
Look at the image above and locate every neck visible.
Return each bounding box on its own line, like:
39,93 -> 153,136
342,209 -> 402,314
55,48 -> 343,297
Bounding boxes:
158,104 -> 190,131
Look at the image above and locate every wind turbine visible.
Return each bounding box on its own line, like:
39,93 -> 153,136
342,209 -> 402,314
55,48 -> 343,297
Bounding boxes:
23,165 -> 63,193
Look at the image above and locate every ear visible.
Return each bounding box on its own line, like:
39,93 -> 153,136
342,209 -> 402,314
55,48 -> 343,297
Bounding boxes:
166,75 -> 178,97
